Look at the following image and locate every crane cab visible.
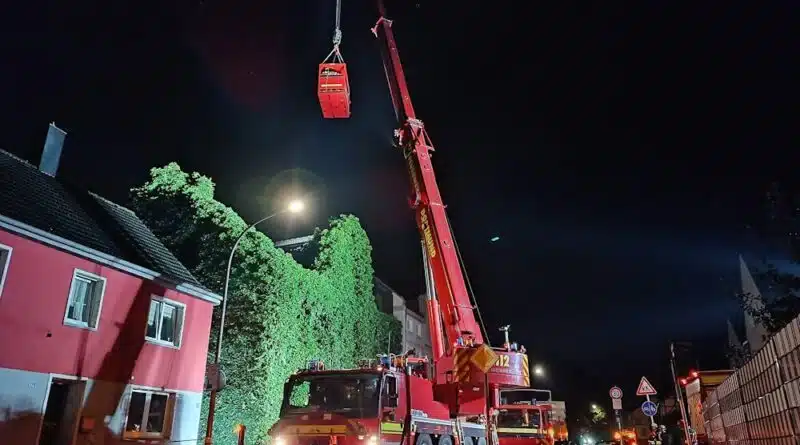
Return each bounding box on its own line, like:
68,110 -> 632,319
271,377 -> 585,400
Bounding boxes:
318,62 -> 351,119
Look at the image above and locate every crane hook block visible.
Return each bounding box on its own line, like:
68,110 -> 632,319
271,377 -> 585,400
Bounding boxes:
318,61 -> 351,119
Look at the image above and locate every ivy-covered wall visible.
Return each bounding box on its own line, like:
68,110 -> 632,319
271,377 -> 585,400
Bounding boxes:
131,163 -> 402,444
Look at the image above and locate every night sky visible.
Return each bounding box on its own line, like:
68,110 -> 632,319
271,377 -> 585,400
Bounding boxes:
2,1 -> 796,416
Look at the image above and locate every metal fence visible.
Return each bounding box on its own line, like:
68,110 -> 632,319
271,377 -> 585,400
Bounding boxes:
703,317 -> 800,445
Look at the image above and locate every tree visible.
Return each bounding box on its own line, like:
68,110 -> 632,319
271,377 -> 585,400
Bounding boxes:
738,183 -> 800,333
131,163 -> 402,445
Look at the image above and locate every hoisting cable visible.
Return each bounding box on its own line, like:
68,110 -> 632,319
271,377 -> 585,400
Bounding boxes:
446,213 -> 491,346
323,0 -> 344,63
333,0 -> 342,46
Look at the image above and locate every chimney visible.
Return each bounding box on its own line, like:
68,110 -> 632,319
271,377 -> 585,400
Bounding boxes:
39,122 -> 67,177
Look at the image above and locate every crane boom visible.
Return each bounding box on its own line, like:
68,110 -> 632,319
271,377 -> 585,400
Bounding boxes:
371,6 -> 483,358
372,5 -> 530,419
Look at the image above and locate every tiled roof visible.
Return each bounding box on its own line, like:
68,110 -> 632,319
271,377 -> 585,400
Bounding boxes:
0,149 -> 209,293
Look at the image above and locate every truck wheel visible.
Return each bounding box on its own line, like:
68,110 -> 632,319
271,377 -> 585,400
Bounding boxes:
416,434 -> 434,445
437,436 -> 453,445
474,438 -> 487,445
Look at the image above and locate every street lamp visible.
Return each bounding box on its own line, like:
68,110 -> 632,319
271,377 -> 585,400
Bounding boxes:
204,199 -> 305,444
533,365 -> 544,376
591,404 -> 599,410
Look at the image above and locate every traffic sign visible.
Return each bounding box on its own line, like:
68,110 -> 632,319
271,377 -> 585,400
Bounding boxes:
612,398 -> 622,410
641,401 -> 658,417
471,344 -> 499,373
636,376 -> 657,396
609,386 -> 623,399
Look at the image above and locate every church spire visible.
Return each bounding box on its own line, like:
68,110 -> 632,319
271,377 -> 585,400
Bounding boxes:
739,255 -> 770,353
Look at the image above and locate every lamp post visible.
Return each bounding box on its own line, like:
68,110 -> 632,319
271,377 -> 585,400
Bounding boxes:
204,199 -> 305,444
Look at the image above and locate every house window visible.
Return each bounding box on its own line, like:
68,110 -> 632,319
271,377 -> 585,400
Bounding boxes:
146,297 -> 185,348
124,389 -> 174,439
0,244 -> 11,298
64,269 -> 106,329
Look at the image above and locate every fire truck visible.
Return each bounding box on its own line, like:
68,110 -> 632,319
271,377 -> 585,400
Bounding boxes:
268,1 -> 533,445
496,390 -> 556,445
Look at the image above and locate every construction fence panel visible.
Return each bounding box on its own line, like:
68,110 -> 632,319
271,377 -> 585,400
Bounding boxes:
773,318 -> 800,441
703,388 -> 727,445
739,341 -> 795,444
719,373 -> 749,445
703,315 -> 800,445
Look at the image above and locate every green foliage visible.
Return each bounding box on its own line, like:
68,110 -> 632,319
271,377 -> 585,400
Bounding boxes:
131,163 -> 402,445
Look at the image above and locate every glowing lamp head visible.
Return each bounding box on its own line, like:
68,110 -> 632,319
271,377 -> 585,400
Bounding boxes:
690,370 -> 699,378
274,436 -> 287,445
680,378 -> 688,386
287,199 -> 305,214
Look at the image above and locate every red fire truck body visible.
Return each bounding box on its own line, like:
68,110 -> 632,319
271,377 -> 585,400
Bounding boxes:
270,364 -> 491,445
495,403 -> 553,445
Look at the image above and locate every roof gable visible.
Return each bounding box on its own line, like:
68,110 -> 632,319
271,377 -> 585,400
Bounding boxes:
0,149 -> 219,303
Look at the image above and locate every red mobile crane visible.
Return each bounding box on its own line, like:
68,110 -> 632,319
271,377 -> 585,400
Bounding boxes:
269,3 -> 530,445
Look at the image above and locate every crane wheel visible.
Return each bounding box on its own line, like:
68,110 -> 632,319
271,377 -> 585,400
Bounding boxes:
417,434 -> 434,445
437,435 -> 453,445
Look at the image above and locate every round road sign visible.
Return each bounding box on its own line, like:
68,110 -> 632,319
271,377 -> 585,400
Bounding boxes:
642,401 -> 658,417
609,386 -> 623,399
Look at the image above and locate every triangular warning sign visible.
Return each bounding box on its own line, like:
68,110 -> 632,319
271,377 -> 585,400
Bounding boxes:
636,376 -> 657,396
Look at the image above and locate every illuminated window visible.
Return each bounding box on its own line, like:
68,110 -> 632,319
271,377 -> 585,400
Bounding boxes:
124,389 -> 174,439
63,269 -> 106,329
146,297 -> 185,348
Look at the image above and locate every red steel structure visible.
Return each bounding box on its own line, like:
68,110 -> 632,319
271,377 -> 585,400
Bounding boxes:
368,0 -> 530,404
270,3 -> 532,445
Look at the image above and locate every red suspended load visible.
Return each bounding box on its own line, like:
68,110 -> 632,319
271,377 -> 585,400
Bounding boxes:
318,48 -> 351,119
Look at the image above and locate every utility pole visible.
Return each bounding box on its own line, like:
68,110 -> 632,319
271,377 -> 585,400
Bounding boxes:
670,342 -> 692,445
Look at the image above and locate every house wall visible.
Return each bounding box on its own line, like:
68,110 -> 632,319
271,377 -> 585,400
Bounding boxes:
0,230 -> 212,444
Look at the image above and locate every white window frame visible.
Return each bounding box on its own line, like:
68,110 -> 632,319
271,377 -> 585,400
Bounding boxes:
62,269 -> 107,330
122,388 -> 175,440
0,243 -> 11,299
145,296 -> 186,349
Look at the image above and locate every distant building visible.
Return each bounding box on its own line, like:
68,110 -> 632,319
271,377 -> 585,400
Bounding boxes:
0,125 -> 221,444
373,278 -> 432,358
275,236 -> 432,358
726,255 -> 772,366
739,255 -> 770,352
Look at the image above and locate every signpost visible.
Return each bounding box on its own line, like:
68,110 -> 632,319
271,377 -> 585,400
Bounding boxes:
609,386 -> 623,430
636,376 -> 658,425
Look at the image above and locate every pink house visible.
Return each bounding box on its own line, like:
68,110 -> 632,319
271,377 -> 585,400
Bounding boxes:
0,126 -> 221,444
